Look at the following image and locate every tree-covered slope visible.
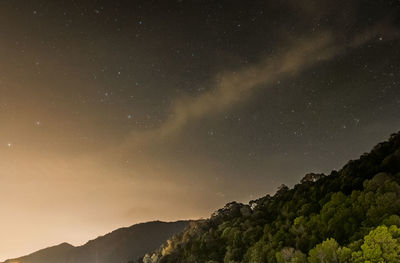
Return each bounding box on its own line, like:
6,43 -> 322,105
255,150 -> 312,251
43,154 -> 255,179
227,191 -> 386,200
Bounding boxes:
143,132 -> 400,263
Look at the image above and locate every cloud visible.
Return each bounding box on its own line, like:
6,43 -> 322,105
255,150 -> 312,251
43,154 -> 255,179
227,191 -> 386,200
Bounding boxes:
124,24 -> 398,148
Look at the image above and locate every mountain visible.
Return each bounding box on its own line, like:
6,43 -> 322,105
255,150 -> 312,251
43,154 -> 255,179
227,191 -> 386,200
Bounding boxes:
2,221 -> 189,263
143,132 -> 400,263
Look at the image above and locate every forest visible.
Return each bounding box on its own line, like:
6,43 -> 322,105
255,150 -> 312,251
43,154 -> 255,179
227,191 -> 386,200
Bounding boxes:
135,132 -> 400,263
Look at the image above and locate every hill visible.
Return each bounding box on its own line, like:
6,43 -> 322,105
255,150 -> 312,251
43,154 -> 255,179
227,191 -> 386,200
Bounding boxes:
142,132 -> 400,263
2,221 -> 189,263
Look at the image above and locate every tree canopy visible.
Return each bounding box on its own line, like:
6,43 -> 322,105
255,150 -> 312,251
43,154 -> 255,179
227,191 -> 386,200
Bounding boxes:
134,132 -> 400,263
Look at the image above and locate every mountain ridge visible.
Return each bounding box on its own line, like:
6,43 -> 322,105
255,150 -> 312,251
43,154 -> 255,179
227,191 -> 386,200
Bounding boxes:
5,131 -> 400,263
2,220 -> 190,263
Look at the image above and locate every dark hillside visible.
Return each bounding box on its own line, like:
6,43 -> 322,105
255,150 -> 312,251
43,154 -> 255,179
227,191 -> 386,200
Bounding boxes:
2,221 -> 189,263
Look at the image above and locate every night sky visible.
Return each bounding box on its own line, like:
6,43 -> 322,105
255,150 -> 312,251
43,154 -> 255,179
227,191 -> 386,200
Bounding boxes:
1,0 -> 400,260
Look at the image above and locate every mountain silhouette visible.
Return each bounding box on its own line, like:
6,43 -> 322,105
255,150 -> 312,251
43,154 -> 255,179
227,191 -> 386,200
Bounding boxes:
2,220 -> 189,263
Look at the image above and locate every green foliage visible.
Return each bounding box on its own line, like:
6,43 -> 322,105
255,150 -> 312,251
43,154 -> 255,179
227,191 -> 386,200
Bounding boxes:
337,246 -> 352,263
308,238 -> 339,263
276,247 -> 307,263
146,132 -> 400,263
351,225 -> 400,263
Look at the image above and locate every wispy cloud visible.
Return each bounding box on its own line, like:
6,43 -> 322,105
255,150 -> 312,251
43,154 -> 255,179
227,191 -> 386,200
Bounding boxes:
124,24 -> 398,148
